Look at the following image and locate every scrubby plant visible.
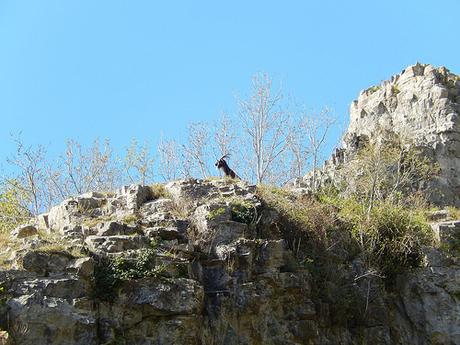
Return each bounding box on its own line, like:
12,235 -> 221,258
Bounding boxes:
93,245 -> 165,301
122,213 -> 139,224
169,197 -> 193,219
111,248 -> 158,280
34,230 -> 86,258
338,134 -> 439,219
318,192 -> 434,282
206,207 -> 226,221
0,183 -> 30,235
447,206 -> 460,220
366,85 -> 381,94
230,199 -> 257,225
365,201 -> 433,278
82,214 -> 116,228
256,185 -> 338,255
149,183 -> 171,200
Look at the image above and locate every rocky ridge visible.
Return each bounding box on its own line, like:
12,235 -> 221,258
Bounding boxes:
0,178 -> 459,345
298,63 -> 460,206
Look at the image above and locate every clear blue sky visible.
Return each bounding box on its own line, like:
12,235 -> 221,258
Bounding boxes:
1,0 -> 459,165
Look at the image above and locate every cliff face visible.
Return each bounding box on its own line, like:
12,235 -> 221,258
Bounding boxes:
0,179 -> 459,345
299,63 -> 460,206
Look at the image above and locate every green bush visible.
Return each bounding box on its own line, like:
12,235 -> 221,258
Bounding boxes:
230,200 -> 256,224
111,248 -> 158,280
0,183 -> 30,234
206,207 -> 226,220
256,185 -> 338,254
324,195 -> 434,281
367,202 -> 432,278
93,247 -> 165,301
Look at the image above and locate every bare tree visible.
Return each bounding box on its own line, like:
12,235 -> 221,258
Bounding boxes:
124,139 -> 155,185
287,120 -> 310,181
213,112 -> 234,157
60,139 -> 121,196
237,73 -> 291,185
212,112 -> 238,177
5,135 -> 48,215
302,107 -> 335,192
157,135 -> 181,181
182,122 -> 211,179
0,180 -> 31,232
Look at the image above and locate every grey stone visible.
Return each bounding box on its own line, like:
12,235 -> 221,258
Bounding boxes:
117,277 -> 204,316
84,234 -> 149,253
66,257 -> 94,278
298,63 -> 460,207
117,184 -> 153,211
95,221 -> 140,236
22,251 -> 73,276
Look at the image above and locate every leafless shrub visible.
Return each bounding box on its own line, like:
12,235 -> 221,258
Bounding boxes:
237,73 -> 291,185
124,139 -> 155,185
182,123 -> 211,179
158,135 -> 181,181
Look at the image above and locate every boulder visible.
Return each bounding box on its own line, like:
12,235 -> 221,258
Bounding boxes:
66,257 -> 94,278
7,295 -> 97,345
85,235 -> 149,254
47,199 -> 79,233
118,277 -> 204,316
117,184 -> 153,211
22,251 -> 73,276
95,221 -> 140,236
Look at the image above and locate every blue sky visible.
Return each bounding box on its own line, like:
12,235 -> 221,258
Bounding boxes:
0,0 -> 459,166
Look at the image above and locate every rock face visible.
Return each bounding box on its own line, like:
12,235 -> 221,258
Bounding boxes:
0,178 -> 459,345
299,63 -> 460,206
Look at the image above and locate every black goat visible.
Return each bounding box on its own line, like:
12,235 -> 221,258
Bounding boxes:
215,154 -> 239,179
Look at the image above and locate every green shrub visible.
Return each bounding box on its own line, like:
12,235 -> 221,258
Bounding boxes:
93,247 -> 165,301
0,183 -> 30,234
206,207 -> 226,220
93,257 -> 119,302
230,200 -> 256,224
447,206 -> 460,220
366,202 -> 432,278
325,195 -> 434,281
256,185 -> 338,254
111,248 -> 157,280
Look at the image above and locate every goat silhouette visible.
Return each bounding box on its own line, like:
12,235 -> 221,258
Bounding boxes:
215,154 -> 239,179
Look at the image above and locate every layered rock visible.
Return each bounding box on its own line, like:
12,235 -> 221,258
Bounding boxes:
299,63 -> 460,206
0,179 -> 459,344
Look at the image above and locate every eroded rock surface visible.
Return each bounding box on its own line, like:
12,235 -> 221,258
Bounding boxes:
299,63 -> 460,206
0,178 -> 458,345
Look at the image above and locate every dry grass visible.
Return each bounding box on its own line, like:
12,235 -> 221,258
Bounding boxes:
122,213 -> 139,224
170,197 -> 194,219
82,214 -> 116,228
0,232 -> 18,268
447,206 -> 460,220
149,183 -> 171,199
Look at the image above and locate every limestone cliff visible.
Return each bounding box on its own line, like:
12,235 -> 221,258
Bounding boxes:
1,64 -> 460,345
0,179 -> 459,345
299,63 -> 460,206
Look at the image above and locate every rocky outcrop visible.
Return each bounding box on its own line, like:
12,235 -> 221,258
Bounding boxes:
299,63 -> 460,206
0,179 -> 459,344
